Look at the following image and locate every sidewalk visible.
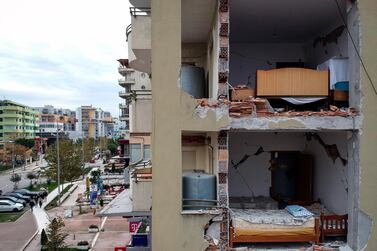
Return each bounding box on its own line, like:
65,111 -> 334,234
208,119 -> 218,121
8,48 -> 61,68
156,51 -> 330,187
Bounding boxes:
34,183 -> 70,233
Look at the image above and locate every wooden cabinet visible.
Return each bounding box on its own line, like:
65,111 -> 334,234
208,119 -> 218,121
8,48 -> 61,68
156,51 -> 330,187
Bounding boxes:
270,151 -> 313,206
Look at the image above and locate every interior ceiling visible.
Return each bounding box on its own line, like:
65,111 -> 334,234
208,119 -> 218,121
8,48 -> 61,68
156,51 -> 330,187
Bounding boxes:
230,0 -> 346,43
182,0 -> 217,43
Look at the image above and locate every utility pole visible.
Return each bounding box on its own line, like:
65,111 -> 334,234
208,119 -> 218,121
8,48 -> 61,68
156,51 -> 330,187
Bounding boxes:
56,130 -> 61,205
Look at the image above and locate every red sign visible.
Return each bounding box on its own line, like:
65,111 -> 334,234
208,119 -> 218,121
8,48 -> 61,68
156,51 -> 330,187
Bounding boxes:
114,247 -> 126,251
129,221 -> 141,233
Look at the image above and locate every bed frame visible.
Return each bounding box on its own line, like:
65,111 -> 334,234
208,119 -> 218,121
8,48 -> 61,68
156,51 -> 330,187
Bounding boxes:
229,218 -> 320,247
320,214 -> 348,242
256,68 -> 329,97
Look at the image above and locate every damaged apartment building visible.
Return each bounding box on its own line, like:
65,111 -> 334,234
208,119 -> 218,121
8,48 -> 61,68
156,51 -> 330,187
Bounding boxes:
127,0 -> 377,250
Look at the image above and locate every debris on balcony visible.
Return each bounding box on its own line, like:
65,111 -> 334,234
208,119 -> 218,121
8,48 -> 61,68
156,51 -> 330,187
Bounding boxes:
196,97 -> 358,120
195,98 -> 229,120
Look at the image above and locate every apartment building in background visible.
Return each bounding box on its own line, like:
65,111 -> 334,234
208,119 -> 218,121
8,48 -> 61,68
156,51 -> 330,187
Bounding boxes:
0,100 -> 39,141
125,0 -> 377,250
34,105 -> 76,139
118,58 -> 152,163
76,105 -> 114,139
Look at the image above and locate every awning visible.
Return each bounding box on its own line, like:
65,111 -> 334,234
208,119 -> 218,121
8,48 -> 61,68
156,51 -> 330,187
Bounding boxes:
97,189 -> 151,217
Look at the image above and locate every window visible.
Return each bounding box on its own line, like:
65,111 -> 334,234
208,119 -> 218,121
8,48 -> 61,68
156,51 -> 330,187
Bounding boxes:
130,143 -> 142,162
143,145 -> 151,160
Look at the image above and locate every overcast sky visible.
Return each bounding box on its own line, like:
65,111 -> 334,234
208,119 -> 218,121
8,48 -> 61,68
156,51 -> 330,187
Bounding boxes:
0,0 -> 130,116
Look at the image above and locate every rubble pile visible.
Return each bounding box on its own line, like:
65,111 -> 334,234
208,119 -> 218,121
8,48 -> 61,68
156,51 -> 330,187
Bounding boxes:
197,98 -> 358,118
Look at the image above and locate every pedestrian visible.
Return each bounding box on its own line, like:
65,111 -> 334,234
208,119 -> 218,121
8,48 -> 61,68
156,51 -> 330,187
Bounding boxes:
39,198 -> 43,208
29,200 -> 35,212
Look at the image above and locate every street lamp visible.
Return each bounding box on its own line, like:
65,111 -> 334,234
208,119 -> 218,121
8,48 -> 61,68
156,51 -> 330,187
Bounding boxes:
52,129 -> 62,205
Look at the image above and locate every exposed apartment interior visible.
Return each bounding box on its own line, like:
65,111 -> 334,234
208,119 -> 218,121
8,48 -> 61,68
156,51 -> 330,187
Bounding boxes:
178,0 -> 361,249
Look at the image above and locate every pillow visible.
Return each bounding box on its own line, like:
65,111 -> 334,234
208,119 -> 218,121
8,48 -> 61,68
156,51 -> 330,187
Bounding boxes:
286,205 -> 314,218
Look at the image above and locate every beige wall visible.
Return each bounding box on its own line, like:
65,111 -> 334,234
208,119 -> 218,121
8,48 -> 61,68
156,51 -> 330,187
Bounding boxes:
358,1 -> 377,250
131,99 -> 152,133
152,0 -> 224,250
131,179 -> 152,211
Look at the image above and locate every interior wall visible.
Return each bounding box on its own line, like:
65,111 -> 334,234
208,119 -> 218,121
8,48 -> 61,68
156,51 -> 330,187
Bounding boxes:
182,43 -> 207,69
182,145 -> 210,173
228,132 -> 306,197
228,131 -> 349,215
229,43 -> 305,87
303,19 -> 348,68
305,132 -> 349,215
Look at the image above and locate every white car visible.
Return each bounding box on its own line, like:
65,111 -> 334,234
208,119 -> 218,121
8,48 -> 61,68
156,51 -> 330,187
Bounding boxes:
0,200 -> 24,212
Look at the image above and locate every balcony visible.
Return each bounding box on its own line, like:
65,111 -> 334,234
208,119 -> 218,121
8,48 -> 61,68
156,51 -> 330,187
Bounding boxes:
118,66 -> 134,76
119,115 -> 130,121
127,7 -> 151,74
119,91 -> 132,99
118,77 -> 135,87
119,103 -> 129,109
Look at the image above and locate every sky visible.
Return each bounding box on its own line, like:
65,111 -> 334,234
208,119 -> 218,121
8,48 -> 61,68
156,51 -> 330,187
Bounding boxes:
0,0 -> 131,116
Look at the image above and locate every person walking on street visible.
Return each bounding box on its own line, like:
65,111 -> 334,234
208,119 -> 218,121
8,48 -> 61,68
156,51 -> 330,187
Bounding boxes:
39,198 -> 43,208
29,200 -> 35,212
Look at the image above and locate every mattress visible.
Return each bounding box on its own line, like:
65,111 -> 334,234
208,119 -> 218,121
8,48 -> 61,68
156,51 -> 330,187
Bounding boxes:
231,209 -> 315,237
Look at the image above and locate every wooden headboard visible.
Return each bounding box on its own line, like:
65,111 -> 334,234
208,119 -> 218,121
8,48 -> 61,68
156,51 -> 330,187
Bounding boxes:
256,68 -> 329,97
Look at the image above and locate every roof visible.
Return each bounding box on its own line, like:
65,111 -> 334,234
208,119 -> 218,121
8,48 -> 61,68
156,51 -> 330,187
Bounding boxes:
96,189 -> 151,217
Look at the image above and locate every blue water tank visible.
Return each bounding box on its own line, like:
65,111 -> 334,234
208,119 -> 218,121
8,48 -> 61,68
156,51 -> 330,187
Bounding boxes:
182,170 -> 217,210
180,66 -> 205,98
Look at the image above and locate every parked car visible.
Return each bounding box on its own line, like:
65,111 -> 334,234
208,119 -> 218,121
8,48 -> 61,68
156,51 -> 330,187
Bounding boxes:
6,193 -> 31,203
0,196 -> 27,207
0,200 -> 24,212
15,189 -> 41,199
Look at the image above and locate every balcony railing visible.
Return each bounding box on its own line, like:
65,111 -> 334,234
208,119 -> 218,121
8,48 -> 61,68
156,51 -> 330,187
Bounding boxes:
126,24 -> 132,42
130,7 -> 151,17
118,78 -> 135,86
119,103 -> 129,109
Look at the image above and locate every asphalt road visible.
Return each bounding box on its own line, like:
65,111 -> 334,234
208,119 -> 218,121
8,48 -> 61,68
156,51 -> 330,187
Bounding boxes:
0,162 -> 47,194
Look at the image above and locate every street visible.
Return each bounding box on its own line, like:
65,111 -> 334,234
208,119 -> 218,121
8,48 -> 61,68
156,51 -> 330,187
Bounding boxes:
0,161 -> 46,194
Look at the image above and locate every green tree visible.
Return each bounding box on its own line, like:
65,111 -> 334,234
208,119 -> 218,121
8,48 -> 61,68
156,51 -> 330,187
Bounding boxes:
107,139 -> 118,155
14,138 -> 35,149
81,138 -> 95,163
26,172 -> 36,187
45,217 -> 68,250
41,228 -> 48,246
10,173 -> 21,189
45,139 -> 82,183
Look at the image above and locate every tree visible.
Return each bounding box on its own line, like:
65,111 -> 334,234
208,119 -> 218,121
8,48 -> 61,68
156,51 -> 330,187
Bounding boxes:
41,228 -> 48,246
81,138 -> 95,163
45,139 -> 82,183
27,172 -> 36,188
14,138 -> 35,149
45,217 -> 68,250
107,139 -> 118,155
1,142 -> 31,166
10,173 -> 21,189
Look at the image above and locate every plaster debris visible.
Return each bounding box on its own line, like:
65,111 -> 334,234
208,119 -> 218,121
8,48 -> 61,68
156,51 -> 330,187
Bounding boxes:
204,215 -> 222,250
196,98 -> 358,120
196,98 -> 229,121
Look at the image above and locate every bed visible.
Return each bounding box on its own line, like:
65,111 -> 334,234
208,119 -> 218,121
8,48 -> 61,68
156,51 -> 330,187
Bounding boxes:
229,209 -> 320,247
305,203 -> 348,242
256,68 -> 329,98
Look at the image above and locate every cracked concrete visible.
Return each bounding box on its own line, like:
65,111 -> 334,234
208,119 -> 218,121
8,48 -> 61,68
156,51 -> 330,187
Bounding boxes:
230,116 -> 361,131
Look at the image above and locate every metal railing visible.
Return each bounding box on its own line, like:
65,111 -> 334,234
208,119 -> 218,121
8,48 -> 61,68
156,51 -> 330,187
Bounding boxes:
126,24 -> 132,41
130,7 -> 151,17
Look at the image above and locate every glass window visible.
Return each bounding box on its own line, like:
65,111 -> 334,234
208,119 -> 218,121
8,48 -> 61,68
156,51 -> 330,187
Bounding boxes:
130,144 -> 141,162
143,145 -> 151,160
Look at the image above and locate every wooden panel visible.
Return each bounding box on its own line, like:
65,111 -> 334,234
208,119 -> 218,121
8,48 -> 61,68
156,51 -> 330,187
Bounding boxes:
230,218 -> 320,247
257,68 -> 329,96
